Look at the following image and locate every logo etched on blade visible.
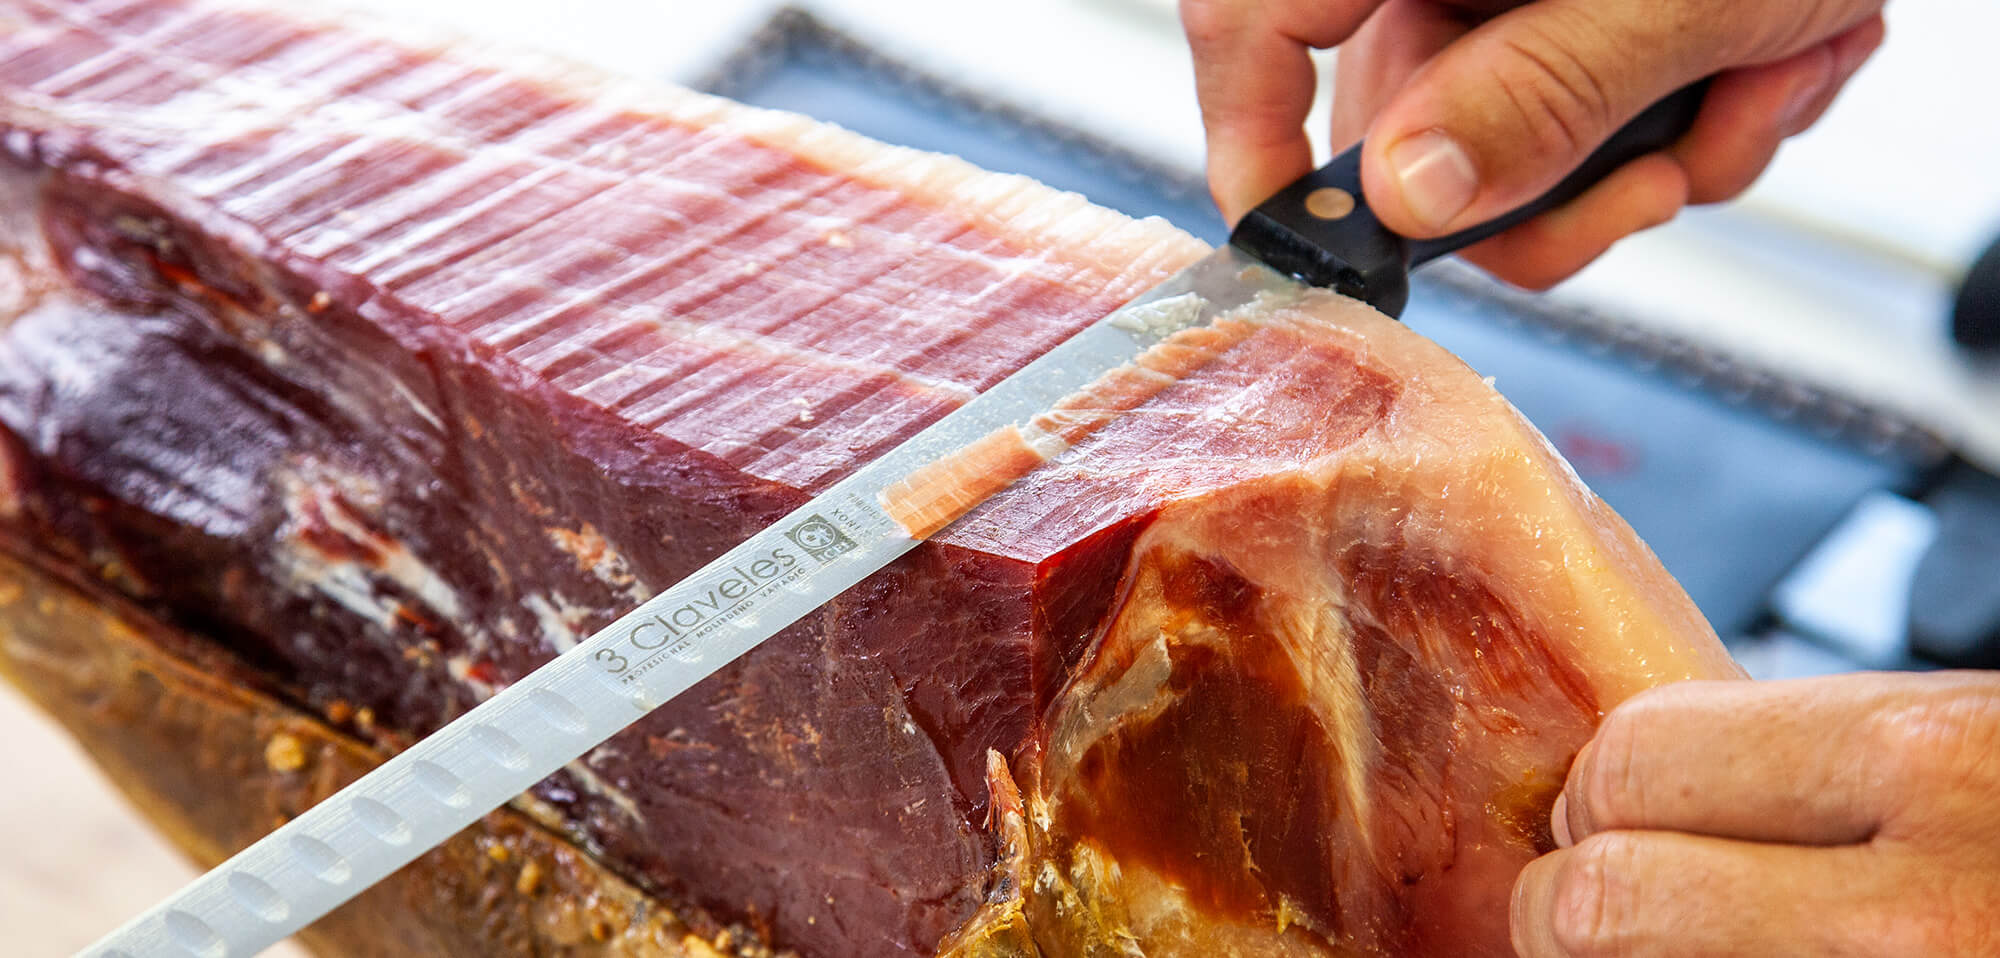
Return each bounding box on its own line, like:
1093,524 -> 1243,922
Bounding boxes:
785,514 -> 855,561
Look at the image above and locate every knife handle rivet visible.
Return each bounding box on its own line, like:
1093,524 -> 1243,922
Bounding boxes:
1304,187 -> 1356,221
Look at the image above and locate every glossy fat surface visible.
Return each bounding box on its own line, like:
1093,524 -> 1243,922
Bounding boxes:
1009,299 -> 1737,956
879,295 -> 1735,955
0,1 -> 1737,956
0,0 -> 1200,497
0,0 -> 1197,952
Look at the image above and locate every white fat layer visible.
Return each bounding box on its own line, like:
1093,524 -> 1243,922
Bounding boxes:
1109,292 -> 1205,339
1016,422 -> 1073,463
522,592 -> 592,653
1050,634 -> 1176,773
1266,599 -> 1377,853
0,164 -> 56,328
275,465 -> 468,632
390,375 -> 445,432
566,753 -> 645,825
598,550 -> 654,606
546,524 -> 654,605
293,555 -> 399,631
443,653 -> 497,701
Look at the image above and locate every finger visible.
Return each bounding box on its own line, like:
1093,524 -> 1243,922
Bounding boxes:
1327,1 -> 1478,150
1780,13 -> 1886,135
1670,14 -> 1886,205
1332,0 -> 1676,289
1354,0 -> 1885,238
1455,151 -> 1686,290
1557,674 -> 1942,850
1511,831 -> 1897,958
1670,49 -> 1837,206
1182,0 -> 1381,223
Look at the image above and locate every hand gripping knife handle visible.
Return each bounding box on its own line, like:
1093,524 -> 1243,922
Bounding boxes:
1232,81 -> 1710,318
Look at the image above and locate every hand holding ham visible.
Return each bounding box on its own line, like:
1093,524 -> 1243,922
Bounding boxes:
1181,0 -> 1886,289
1513,673 -> 2000,957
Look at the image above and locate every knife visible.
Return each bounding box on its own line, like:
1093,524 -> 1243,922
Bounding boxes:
1237,81 -> 1708,317
82,82 -> 1705,957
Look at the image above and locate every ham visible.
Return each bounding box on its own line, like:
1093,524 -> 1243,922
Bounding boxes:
0,0 -> 1741,955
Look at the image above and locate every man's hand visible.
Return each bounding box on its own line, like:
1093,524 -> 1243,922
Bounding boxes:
1511,672 -> 2000,957
1181,0 -> 1886,289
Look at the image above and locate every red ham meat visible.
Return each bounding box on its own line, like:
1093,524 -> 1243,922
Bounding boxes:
0,0 -> 1741,955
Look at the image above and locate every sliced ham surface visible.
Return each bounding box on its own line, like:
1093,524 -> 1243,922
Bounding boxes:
0,0 -> 1740,955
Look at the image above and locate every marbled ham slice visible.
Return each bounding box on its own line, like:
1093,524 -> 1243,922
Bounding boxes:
963,299 -> 1738,955
0,1 -> 1740,956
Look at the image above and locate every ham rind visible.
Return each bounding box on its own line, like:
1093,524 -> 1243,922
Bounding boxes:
0,0 -> 1740,955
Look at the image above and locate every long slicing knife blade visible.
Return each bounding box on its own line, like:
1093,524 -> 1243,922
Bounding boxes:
82,76 -> 1706,957
78,245 -> 1298,958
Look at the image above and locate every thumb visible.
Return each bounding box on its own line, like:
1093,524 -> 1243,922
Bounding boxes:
1355,0 -> 1854,238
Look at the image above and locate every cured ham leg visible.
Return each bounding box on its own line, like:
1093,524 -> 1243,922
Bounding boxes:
0,0 -> 1740,954
943,298 -> 1738,955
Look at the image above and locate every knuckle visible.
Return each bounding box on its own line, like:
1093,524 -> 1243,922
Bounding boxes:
1868,690 -> 2000,797
1942,887 -> 2000,956
1579,698 -> 1657,830
1548,834 -> 1646,957
1866,889 -> 2000,958
1178,0 -> 1239,51
1489,14 -> 1619,162
1687,165 -> 1764,207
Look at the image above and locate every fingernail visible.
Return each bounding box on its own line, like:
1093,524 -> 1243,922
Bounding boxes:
1550,793 -> 1573,848
1387,129 -> 1477,232
1510,869 -> 1535,956
1511,853 -> 1563,958
1780,57 -> 1836,131
1836,21 -> 1886,76
1779,81 -> 1823,131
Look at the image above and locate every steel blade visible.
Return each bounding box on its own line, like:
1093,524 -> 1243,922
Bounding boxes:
81,244 -> 1301,957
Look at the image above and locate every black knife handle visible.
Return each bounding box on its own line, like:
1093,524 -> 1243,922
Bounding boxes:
1230,81 -> 1709,317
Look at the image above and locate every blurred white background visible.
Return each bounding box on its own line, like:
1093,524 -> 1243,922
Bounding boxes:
325,0 -> 1998,263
